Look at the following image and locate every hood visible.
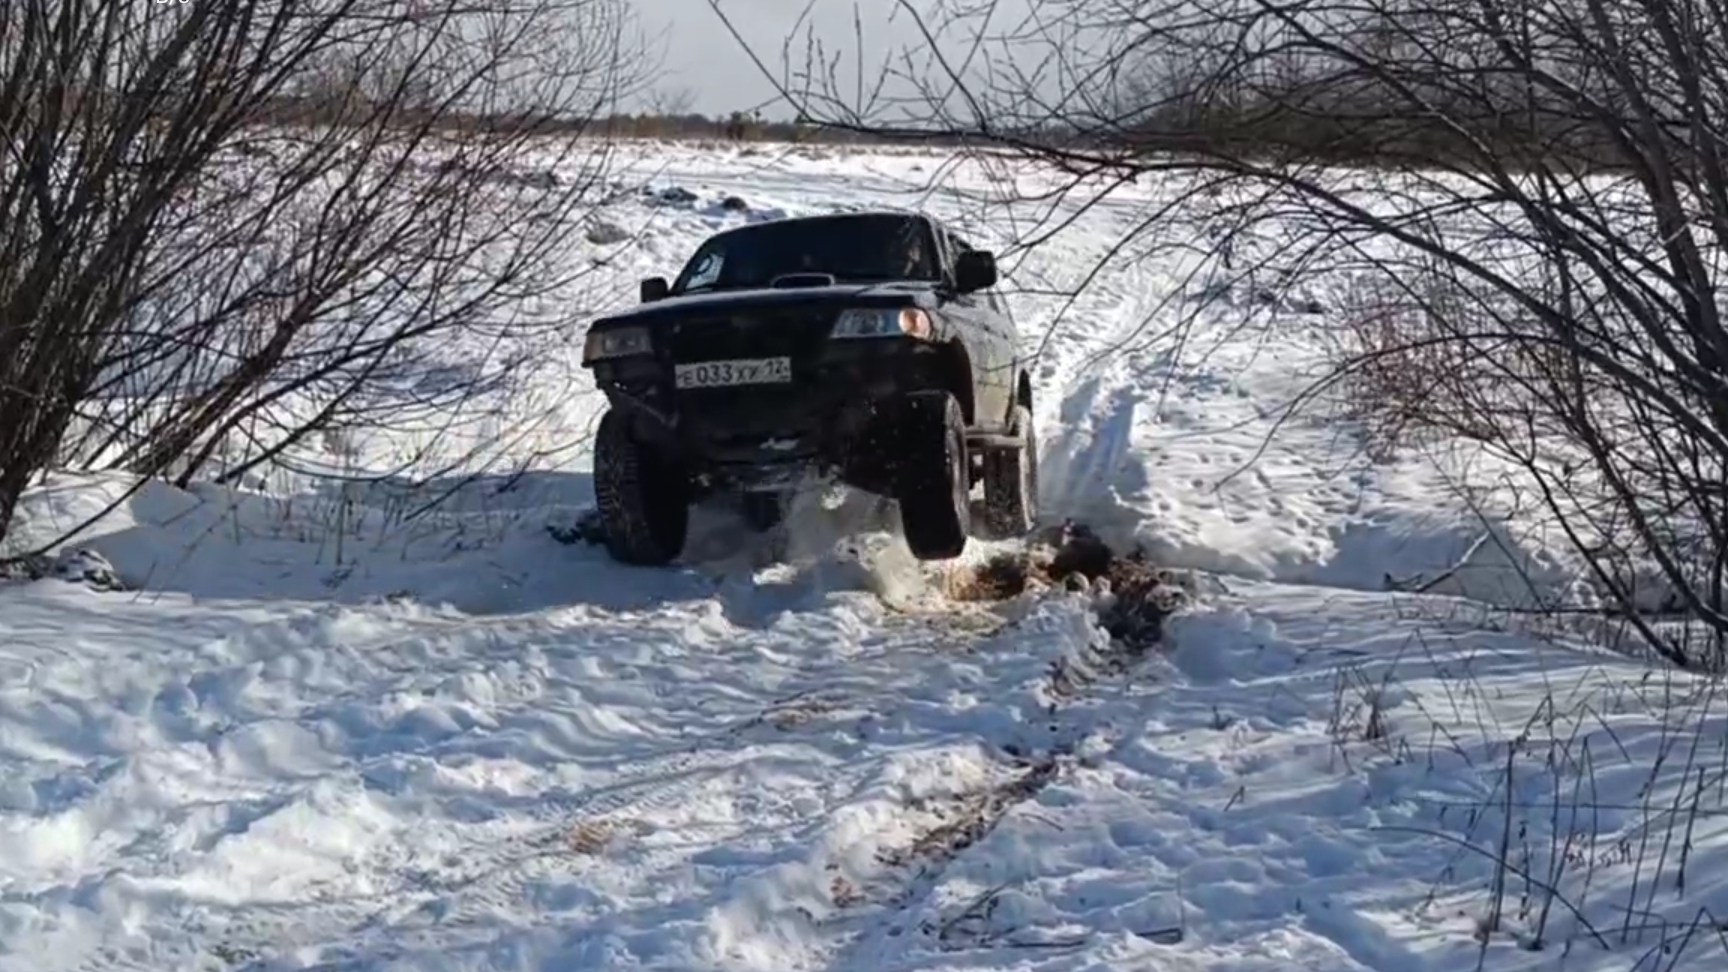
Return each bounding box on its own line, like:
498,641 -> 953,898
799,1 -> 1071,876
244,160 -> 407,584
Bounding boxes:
598,280 -> 938,326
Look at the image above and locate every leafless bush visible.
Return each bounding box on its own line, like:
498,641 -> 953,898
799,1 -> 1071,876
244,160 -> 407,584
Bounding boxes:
0,0 -> 647,557
713,0 -> 1728,669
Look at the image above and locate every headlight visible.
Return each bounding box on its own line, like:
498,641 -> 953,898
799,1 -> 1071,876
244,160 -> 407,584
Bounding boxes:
583,325 -> 652,362
830,307 -> 934,340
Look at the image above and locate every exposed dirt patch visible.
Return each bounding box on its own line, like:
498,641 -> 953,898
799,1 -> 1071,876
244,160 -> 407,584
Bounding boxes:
877,758 -> 1060,872
735,690 -> 857,733
567,816 -> 651,855
945,520 -> 1195,648
941,553 -> 1035,602
823,757 -> 1063,920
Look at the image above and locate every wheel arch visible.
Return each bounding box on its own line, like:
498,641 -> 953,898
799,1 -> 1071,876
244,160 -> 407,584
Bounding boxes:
933,339 -> 976,426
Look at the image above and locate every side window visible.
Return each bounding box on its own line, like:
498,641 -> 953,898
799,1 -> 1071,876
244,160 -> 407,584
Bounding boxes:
684,251 -> 723,290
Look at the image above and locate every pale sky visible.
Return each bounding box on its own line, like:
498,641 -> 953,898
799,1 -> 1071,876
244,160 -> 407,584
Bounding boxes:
638,0 -> 928,117
635,0 -> 1054,120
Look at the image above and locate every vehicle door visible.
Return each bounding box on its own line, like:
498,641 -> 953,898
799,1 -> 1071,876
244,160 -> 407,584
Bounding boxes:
935,227 -> 1014,430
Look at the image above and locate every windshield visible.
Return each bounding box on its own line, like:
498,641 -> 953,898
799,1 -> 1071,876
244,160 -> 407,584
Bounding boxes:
671,214 -> 940,294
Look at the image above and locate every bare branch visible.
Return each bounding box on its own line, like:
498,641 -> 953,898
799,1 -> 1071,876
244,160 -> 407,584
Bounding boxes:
719,0 -> 1728,668
0,0 -> 651,555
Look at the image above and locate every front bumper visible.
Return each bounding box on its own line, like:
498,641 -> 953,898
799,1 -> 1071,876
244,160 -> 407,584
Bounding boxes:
590,338 -> 941,483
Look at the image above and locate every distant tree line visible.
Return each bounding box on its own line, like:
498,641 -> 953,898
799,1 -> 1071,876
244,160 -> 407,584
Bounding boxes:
224,56 -> 1656,168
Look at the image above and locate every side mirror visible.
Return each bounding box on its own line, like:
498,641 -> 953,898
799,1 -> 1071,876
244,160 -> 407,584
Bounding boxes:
953,251 -> 997,293
639,276 -> 669,302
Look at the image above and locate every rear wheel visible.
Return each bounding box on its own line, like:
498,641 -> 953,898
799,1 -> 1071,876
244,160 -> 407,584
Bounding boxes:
982,404 -> 1039,538
594,409 -> 689,566
895,391 -> 971,560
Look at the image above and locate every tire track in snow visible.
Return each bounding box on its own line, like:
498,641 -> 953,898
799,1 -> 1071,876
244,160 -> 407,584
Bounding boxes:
1029,244 -> 1172,537
184,585 -> 1022,970
815,584 -> 1186,971
1040,374 -> 1144,528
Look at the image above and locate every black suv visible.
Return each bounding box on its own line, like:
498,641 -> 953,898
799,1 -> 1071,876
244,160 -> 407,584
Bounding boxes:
580,210 -> 1038,565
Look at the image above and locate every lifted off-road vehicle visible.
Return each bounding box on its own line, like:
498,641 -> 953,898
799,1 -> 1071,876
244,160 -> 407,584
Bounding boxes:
580,210 -> 1038,565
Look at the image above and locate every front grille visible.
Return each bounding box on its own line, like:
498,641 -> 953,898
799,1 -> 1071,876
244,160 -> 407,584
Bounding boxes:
659,309 -> 842,436
663,309 -> 838,364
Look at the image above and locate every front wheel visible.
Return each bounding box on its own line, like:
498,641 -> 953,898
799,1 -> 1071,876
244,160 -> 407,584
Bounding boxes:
594,409 -> 689,566
982,404 -> 1039,538
895,391 -> 971,560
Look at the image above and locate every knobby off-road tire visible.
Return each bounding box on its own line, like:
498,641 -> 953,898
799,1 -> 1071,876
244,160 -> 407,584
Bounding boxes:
895,391 -> 971,560
982,403 -> 1039,538
594,408 -> 689,566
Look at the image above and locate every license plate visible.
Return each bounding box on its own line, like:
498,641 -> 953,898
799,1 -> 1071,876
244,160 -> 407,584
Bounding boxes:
674,357 -> 793,389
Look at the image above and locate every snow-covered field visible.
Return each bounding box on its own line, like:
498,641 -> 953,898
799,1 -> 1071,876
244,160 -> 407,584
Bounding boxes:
3,140 -> 1727,972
